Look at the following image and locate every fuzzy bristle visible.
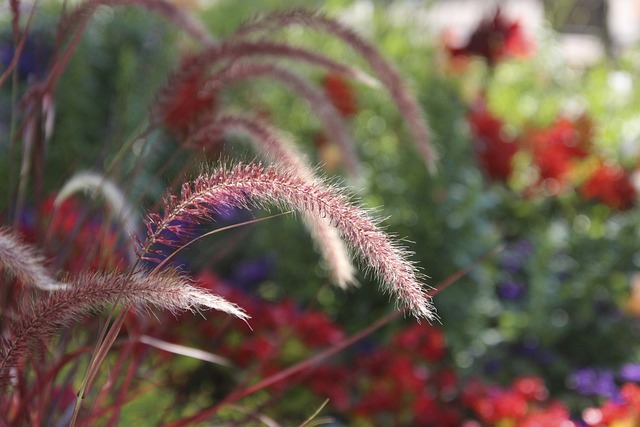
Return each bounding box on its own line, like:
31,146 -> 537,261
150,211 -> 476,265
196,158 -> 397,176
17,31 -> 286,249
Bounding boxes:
234,9 -> 438,172
184,113 -> 358,288
55,171 -> 140,263
0,228 -> 65,291
0,268 -> 247,387
141,162 -> 435,320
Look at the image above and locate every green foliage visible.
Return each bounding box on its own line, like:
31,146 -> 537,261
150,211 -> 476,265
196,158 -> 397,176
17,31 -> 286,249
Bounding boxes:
6,0 -> 640,423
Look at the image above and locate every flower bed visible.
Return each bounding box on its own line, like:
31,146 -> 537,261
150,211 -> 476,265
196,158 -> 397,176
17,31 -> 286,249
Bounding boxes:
2,1 -> 640,426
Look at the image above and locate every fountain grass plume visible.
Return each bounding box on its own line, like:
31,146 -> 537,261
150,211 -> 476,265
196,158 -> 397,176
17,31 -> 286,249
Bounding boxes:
140,162 -> 435,320
59,0 -> 215,47
55,171 -> 140,263
207,62 -> 361,178
234,9 -> 438,173
0,267 -> 247,387
184,113 -> 358,288
154,40 -> 378,119
0,228 -> 66,291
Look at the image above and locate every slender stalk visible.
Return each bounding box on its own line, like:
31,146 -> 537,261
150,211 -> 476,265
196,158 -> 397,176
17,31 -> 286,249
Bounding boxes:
141,162 -> 434,319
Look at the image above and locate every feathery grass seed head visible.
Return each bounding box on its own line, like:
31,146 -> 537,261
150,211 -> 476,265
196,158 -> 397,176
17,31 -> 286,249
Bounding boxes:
141,162 -> 435,320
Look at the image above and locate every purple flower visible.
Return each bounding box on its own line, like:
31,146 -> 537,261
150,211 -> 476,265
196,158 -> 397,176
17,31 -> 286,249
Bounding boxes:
620,363 -> 640,382
213,205 -> 252,226
499,239 -> 534,273
496,280 -> 526,300
569,368 -> 618,398
594,299 -> 623,323
229,255 -> 276,289
483,357 -> 503,375
511,339 -> 555,364
0,32 -> 52,81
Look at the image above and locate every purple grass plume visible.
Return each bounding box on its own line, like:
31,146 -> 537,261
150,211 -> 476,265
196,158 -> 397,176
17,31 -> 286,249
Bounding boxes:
184,112 -> 358,288
0,267 -> 247,387
234,9 -> 438,172
140,162 -> 436,321
60,0 -> 215,47
204,62 -> 361,178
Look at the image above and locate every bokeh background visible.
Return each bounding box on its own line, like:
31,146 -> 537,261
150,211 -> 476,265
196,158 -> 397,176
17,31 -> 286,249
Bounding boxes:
4,0 -> 640,425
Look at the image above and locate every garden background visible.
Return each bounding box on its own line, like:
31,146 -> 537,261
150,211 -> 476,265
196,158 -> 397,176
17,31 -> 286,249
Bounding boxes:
3,0 -> 640,425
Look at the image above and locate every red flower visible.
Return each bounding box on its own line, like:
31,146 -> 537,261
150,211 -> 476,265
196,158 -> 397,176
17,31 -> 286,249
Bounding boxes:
413,394 -> 464,426
387,355 -> 428,394
483,390 -> 529,423
621,382 -> 640,410
513,376 -> 548,401
526,115 -> 592,191
584,401 -> 632,426
354,383 -> 402,416
434,368 -> 458,398
580,161 -> 636,210
413,393 -> 437,419
393,323 -> 447,362
460,377 -> 491,408
294,310 -> 345,347
158,57 -> 216,136
322,73 -> 357,117
467,100 -> 520,182
38,196 -> 125,273
307,365 -> 351,411
520,402 -> 573,427
447,8 -> 534,66
235,335 -> 275,367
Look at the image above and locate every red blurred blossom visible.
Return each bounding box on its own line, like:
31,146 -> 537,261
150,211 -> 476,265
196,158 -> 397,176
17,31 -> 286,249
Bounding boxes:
583,383 -> 640,425
580,161 -> 636,210
513,376 -> 549,401
234,335 -> 275,367
413,393 -> 437,420
38,196 -> 125,273
520,403 -> 575,427
307,365 -> 352,411
354,383 -> 403,416
621,382 -> 640,410
42,196 -> 82,235
460,377 -> 491,408
261,298 -> 299,331
447,8 -> 535,66
393,323 -> 447,362
356,349 -> 427,395
584,401 -> 632,426
467,99 -> 520,182
322,73 -> 357,117
388,354 -> 428,394
526,116 -> 592,189
158,57 -> 216,137
355,347 -> 394,377
493,390 -> 529,420
460,376 -> 574,426
413,394 -> 464,427
433,368 -> 458,398
472,390 -> 529,424
294,310 -> 345,348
